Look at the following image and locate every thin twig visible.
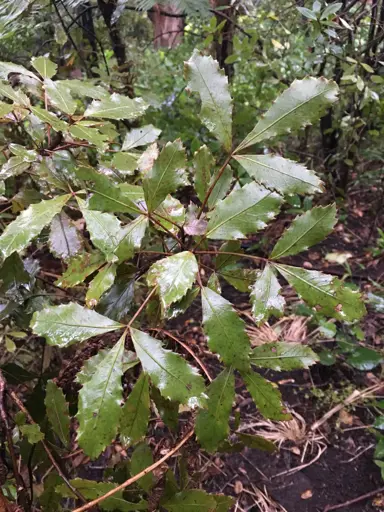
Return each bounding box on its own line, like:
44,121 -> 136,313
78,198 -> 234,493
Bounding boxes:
127,287 -> 158,328
194,250 -> 267,263
72,429 -> 194,512
8,390 -> 87,504
323,486 -> 384,511
148,213 -> 184,248
197,154 -> 233,219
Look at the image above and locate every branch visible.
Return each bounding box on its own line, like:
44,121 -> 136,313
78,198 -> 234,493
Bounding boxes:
127,287 -> 158,328
72,429 -> 194,512
197,153 -> 233,219
324,486 -> 384,511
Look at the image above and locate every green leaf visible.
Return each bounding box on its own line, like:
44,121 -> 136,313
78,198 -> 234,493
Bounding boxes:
120,372 -> 150,447
250,264 -> 285,325
40,473 -> 63,512
202,287 -> 250,370
77,334 -> 125,458
0,194 -> 70,260
84,93 -> 148,120
297,6 -> 318,19
56,251 -> 105,288
236,77 -> 339,151
271,205 -> 337,259
215,240 -> 243,269
9,143 -> 37,162
44,380 -> 70,446
318,349 -> 336,366
234,154 -> 323,195
31,56 -> 57,79
0,156 -> 30,179
153,195 -> 185,234
86,264 -> 117,307
147,251 -> 198,309
49,212 -> 83,261
112,152 -> 138,173
0,62 -> 39,81
347,347 -> 382,371
151,386 -> 179,430
193,145 -> 214,202
97,278 -> 135,322
251,342 -> 319,370
206,182 -> 282,240
241,370 -> 289,420
30,106 -> 68,132
212,495 -> 235,511
237,433 -> 276,452
0,101 -> 13,116
165,287 -> 200,320
20,423 -> 45,444
130,442 -> 154,493
143,139 -> 187,211
321,2 -> 342,19
184,49 -> 232,151
122,124 -> 161,150
195,368 -> 234,452
56,80 -> 109,100
31,303 -> 123,348
164,489 -> 217,511
44,79 -> 77,115
0,81 -> 29,106
207,273 -> 221,294
219,266 -> 259,293
69,124 -> 109,149
275,264 -> 366,322
116,215 -> 148,262
130,328 -> 207,408
207,165 -> 233,208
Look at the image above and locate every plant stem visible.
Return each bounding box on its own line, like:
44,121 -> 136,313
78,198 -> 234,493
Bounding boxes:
194,250 -> 268,263
197,153 -> 233,219
127,287 -> 158,328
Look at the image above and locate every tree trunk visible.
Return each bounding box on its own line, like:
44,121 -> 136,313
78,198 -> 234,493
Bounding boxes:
148,4 -> 184,48
212,0 -> 236,81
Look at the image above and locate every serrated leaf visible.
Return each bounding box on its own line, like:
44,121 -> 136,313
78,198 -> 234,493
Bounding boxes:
30,106 -> 68,132
184,49 -> 232,151
271,205 -> 337,259
216,240 -> 243,269
207,272 -> 221,294
151,386 -> 179,430
84,93 -> 148,120
347,347 -> 382,371
193,145 -> 214,202
56,251 -> 105,288
165,287 -> 200,320
143,139 -> 187,211
49,212 -> 83,261
236,77 -> 339,151
250,264 -> 285,325
130,442 -> 154,492
97,278 -> 135,322
0,194 -> 70,260
164,489 -> 217,511
234,154 -> 323,195
195,368 -> 234,452
31,56 -> 57,79
120,372 -> 150,447
56,80 -> 109,100
147,251 -> 198,309
275,264 -> 366,322
9,143 -> 37,162
219,266 -> 259,292
0,81 -> 29,106
44,79 -> 77,115
86,263 -> 117,307
153,195 -> 185,234
114,215 -> 148,262
20,423 -> 45,444
251,342 -> 318,370
130,328 -> 207,408
207,165 -> 233,208
31,303 -> 123,348
202,287 -> 250,370
241,370 -> 289,420
112,152 -> 138,173
77,334 -> 125,458
122,124 -> 161,150
138,143 -> 159,174
0,156 -> 30,179
206,182 -> 282,240
69,124 -> 109,149
212,495 -> 235,511
44,380 -> 70,446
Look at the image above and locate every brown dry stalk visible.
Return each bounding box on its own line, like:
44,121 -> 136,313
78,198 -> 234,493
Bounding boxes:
127,286 -> 158,328
72,429 -> 194,512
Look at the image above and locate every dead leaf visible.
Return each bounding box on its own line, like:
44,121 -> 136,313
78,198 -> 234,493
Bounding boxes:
301,489 -> 313,500
339,409 -> 355,426
234,480 -> 243,494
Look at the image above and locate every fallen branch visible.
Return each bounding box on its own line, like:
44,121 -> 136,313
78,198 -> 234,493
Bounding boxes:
72,429 -> 194,512
323,485 -> 384,511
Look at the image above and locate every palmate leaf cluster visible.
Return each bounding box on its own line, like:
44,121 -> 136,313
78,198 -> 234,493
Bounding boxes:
0,50 -> 367,510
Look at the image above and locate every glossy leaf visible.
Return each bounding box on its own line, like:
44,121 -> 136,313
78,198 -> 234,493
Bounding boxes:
251,342 -> 318,370
147,251 -> 198,309
153,195 -> 185,234
219,266 -> 259,293
69,124 -> 109,149
202,287 -> 250,370
0,81 -> 29,106
207,165 -> 233,208
56,80 -> 109,100
130,442 -> 154,493
143,139 -> 187,211
31,303 -> 123,348
234,154 -> 323,195
250,264 -> 285,325
0,156 -> 30,179
56,251 -> 104,288
115,215 -> 148,262
215,240 -> 243,269
164,489 -> 217,511
49,212 -> 83,261
151,386 -> 179,430
86,264 -> 117,307
0,194 -> 70,260
275,264 -> 366,322
184,49 -> 232,151
0,101 -> 13,116
130,328 -> 207,408
31,56 -> 57,79
271,204 -> 337,259
30,106 -> 68,132
44,79 -> 77,115
44,380 -> 70,446
195,368 -> 234,452
112,152 -> 138,173
165,287 -> 200,320
0,61 -> 39,81
241,370 -> 290,420
97,278 -> 135,322
236,77 -> 339,151
122,124 -> 161,150
193,145 -> 214,202
120,372 -> 150,447
206,182 -> 282,240
84,93 -> 148,120
347,347 -> 382,371
76,334 -> 125,458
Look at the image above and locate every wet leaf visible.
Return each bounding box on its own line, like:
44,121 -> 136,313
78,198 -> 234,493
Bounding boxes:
122,124 -> 161,150
131,442 -> 154,493
31,56 -> 57,79
207,165 -> 233,208
251,342 -> 318,370
151,386 -> 179,430
84,93 -> 148,120
120,373 -> 150,447
347,347 -> 382,371
29,105 -> 68,131
153,195 -> 185,234
164,489 -> 217,511
86,264 -> 117,307
0,81 -> 29,106
49,212 -> 83,261
44,380 -> 70,446
219,266 -> 259,293
31,303 -> 123,348
165,287 -> 200,320
97,277 -> 135,322
77,334 -> 125,459
69,124 -> 109,149
202,287 -> 250,370
318,349 -> 336,366
112,152 -> 138,173
195,368 -> 234,452
215,241 -> 243,269
193,145 -> 214,202
56,251 -> 105,288
56,80 -> 109,100
250,264 -> 285,325
0,156 -> 30,179
130,328 -> 207,408
44,79 -> 77,114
